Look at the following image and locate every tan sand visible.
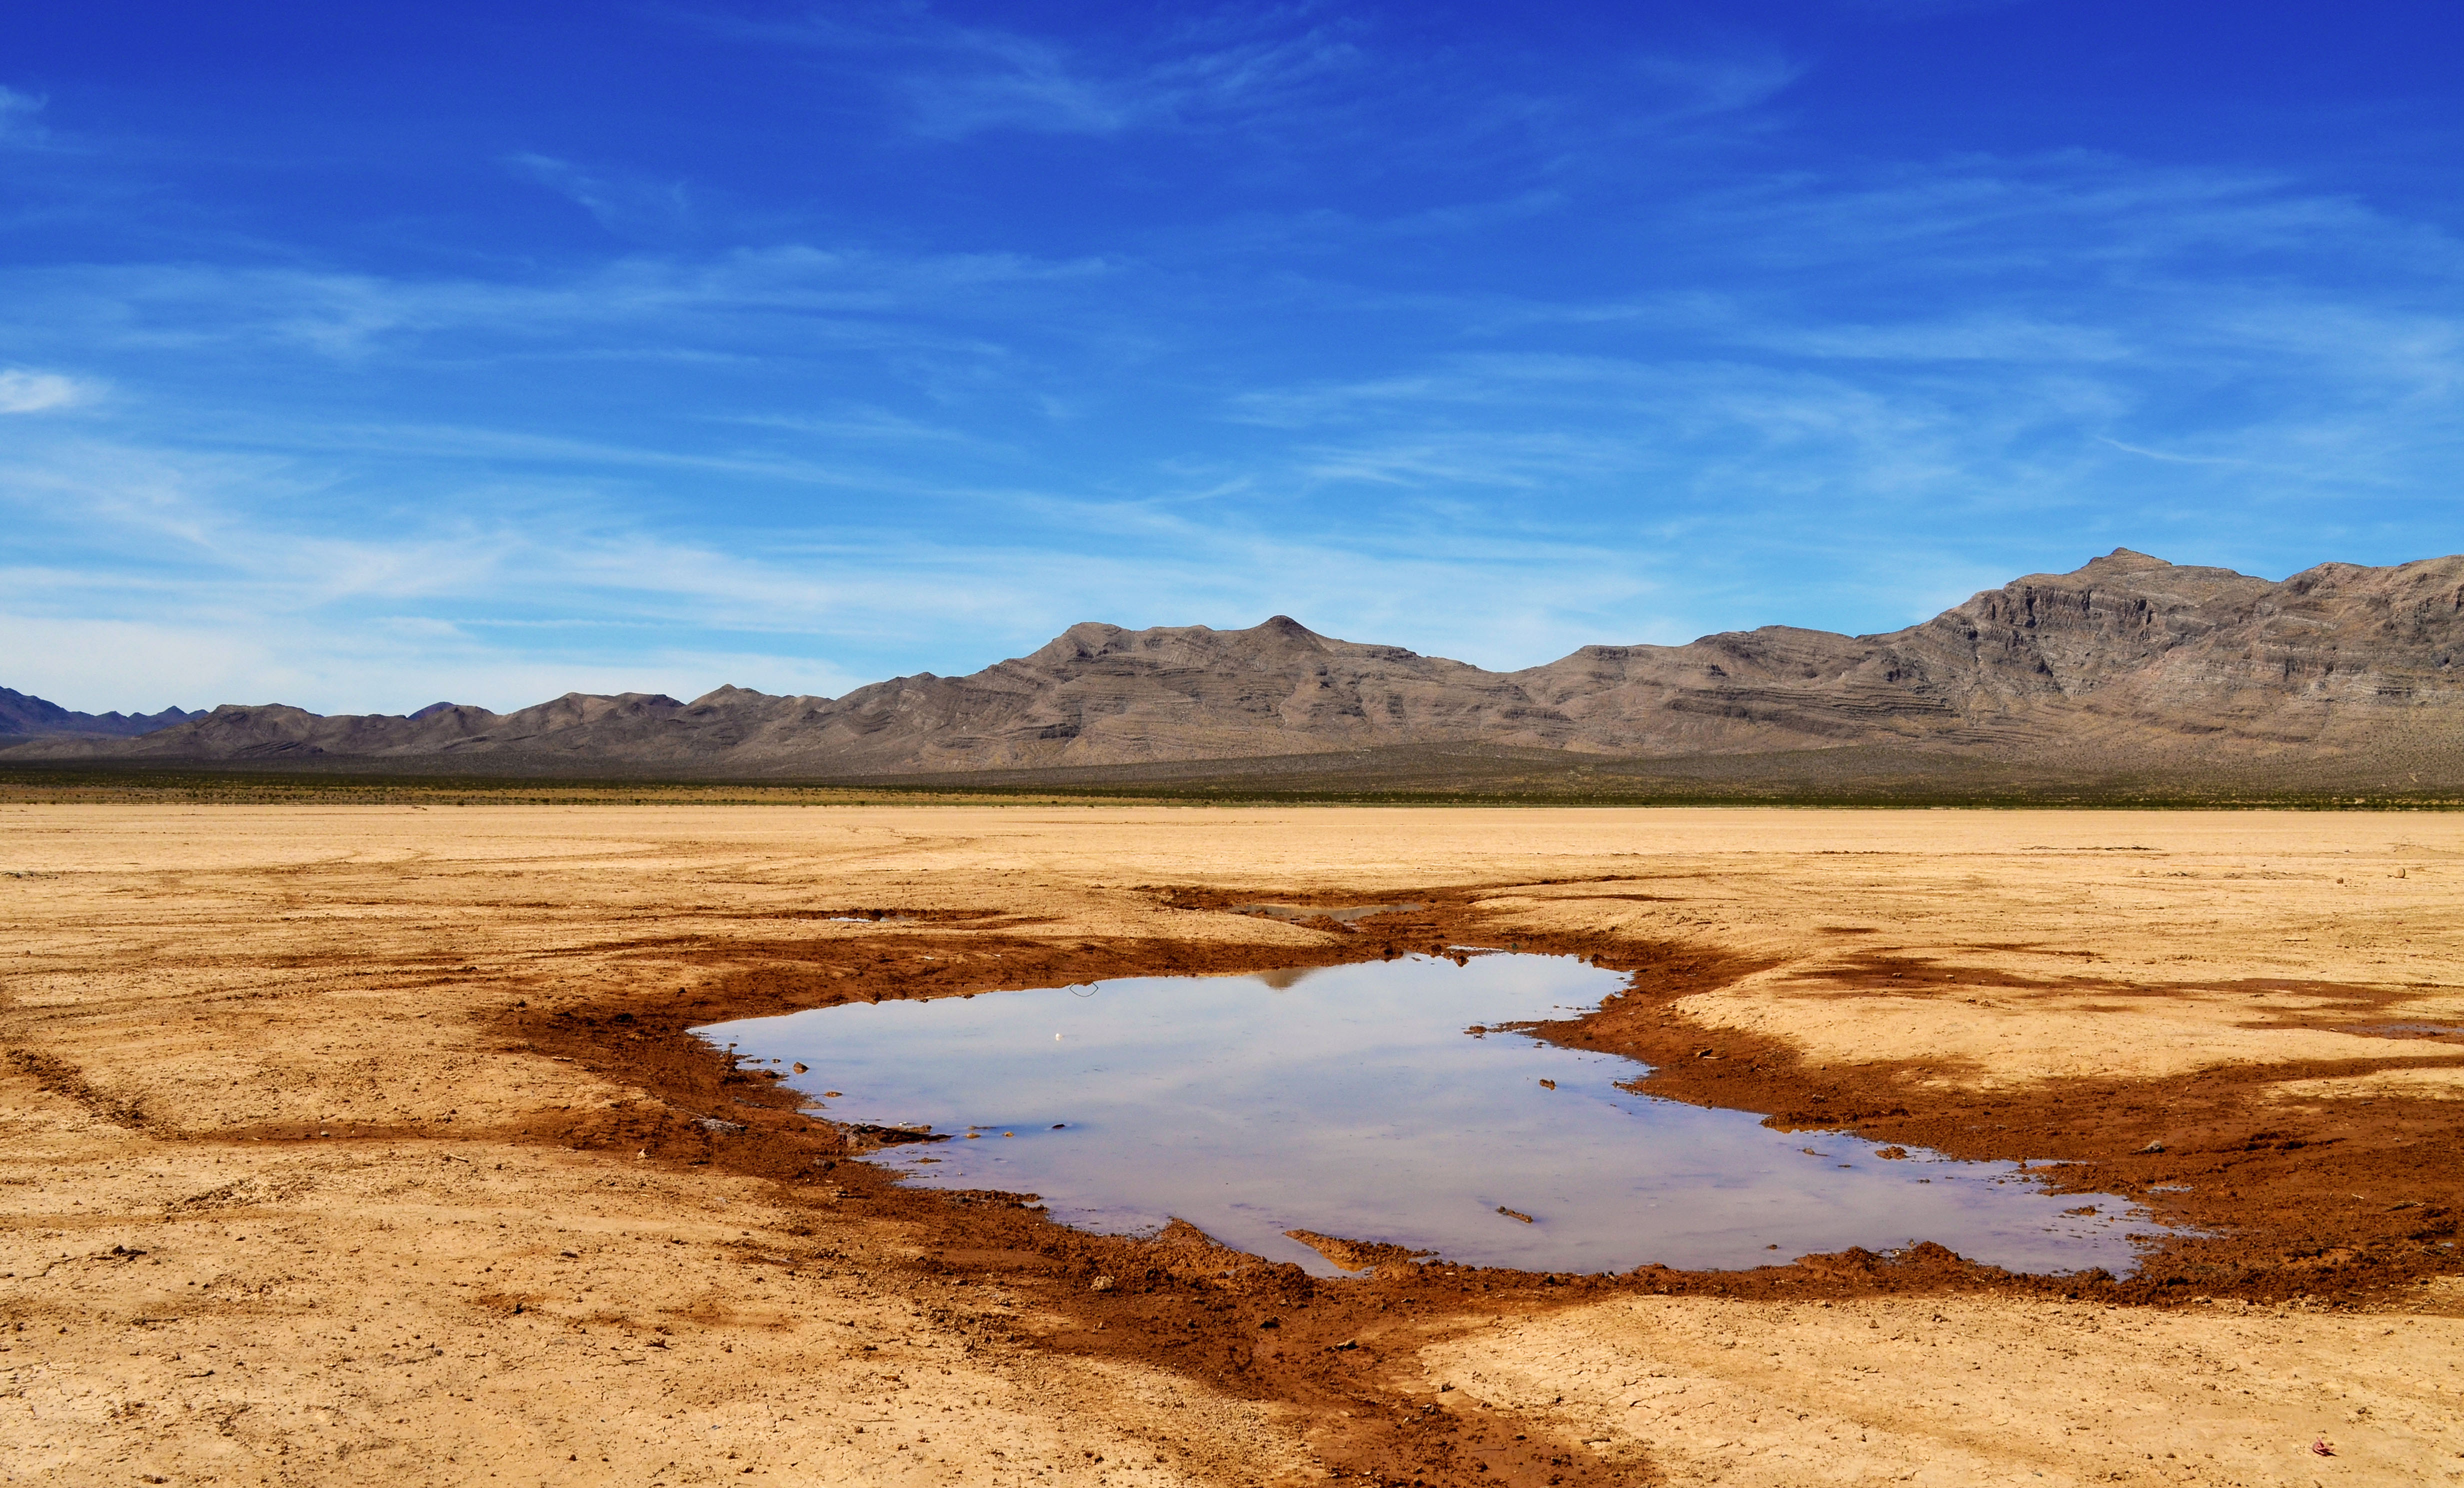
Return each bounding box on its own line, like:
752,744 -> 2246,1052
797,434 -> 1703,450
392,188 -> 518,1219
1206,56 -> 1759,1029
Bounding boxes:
3,804 -> 2459,1485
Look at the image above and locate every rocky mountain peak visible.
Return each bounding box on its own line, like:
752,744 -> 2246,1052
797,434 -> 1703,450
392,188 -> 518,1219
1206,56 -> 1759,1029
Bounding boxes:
10,551 -> 2463,779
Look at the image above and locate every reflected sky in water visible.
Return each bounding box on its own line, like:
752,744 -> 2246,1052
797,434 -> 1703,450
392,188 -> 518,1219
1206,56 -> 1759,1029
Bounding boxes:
702,954 -> 2161,1277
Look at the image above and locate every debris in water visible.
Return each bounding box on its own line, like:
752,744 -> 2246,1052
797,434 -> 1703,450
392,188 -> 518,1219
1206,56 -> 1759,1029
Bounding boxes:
1496,1206 -> 1535,1224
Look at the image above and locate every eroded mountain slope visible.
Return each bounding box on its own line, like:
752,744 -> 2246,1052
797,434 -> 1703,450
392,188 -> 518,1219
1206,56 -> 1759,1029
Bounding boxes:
10,549 -> 2461,775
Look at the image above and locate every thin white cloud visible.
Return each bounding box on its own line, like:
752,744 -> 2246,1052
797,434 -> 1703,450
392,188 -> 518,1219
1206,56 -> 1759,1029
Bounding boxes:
1630,53 -> 1806,120
504,152 -> 692,237
1748,315 -> 2131,364
0,418 -> 1684,712
0,368 -> 92,412
0,243 -> 1119,362
0,610 -> 873,717
2094,436 -> 2260,468
0,85 -> 46,146
0,60 -> 2457,716
695,5 -> 1364,140
1210,147 -> 2464,524
904,30 -> 1131,138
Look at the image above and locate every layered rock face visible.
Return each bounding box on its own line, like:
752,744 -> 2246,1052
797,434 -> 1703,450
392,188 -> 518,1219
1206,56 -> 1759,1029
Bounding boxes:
12,550 -> 2462,776
1516,550 -> 2464,758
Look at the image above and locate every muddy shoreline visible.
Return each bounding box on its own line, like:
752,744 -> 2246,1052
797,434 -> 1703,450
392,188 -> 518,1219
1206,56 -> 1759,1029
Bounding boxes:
490,884 -> 2464,1487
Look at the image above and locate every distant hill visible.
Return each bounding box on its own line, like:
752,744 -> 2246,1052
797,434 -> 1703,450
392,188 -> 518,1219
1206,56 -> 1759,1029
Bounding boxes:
0,687 -> 198,739
8,550 -> 2464,790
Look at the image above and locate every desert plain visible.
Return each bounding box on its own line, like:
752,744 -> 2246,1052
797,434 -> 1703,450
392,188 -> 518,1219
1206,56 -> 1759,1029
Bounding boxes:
2,801 -> 2461,1486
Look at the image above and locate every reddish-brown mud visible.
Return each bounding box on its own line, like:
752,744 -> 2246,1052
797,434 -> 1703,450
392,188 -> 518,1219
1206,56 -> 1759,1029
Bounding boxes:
490,888 -> 2463,1486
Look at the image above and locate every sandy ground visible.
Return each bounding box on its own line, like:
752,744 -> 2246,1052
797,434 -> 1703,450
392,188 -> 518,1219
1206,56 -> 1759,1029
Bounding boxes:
2,804 -> 2460,1486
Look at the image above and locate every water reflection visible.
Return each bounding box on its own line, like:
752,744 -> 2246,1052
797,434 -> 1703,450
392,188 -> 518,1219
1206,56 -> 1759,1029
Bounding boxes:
1252,966 -> 1322,990
702,954 -> 2164,1278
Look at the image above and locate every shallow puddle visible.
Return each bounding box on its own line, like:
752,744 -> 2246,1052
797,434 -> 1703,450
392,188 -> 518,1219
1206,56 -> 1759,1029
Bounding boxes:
702,954 -> 2164,1277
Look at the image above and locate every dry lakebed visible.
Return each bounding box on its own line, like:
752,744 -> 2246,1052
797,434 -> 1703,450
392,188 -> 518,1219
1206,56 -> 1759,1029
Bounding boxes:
3,803 -> 2461,1486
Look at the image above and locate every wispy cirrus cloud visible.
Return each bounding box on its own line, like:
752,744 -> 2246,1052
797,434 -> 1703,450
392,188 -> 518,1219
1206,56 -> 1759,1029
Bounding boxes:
686,4 -> 1364,140
0,84 -> 46,146
900,26 -> 1138,137
10,140 -> 2458,702
6,6 -> 2460,716
0,242 -> 1120,366
0,410 -> 1673,712
1226,144 -> 2464,504
1629,52 -> 1805,121
0,368 -> 96,412
504,152 -> 694,239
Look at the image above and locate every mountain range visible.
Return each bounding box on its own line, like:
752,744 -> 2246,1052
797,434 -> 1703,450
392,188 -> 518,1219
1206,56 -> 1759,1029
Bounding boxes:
6,550 -> 2462,790
0,688 -> 200,740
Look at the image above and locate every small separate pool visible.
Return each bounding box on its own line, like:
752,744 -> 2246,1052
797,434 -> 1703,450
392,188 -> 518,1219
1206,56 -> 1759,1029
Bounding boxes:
701,954 -> 2164,1277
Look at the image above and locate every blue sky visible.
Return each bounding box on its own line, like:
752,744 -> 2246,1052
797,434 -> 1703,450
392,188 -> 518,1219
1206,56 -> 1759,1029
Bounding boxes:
2,2 -> 2460,714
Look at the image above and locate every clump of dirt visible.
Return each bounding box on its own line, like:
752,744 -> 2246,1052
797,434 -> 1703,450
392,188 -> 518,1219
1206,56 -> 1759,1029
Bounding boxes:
1287,1230 -> 1438,1274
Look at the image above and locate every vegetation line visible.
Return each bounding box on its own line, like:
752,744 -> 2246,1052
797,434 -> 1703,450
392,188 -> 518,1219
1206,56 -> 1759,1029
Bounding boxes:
0,761 -> 2458,809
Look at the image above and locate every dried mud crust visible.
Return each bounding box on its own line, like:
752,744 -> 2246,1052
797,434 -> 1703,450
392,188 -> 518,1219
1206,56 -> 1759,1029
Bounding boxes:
492,886 -> 2463,1486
